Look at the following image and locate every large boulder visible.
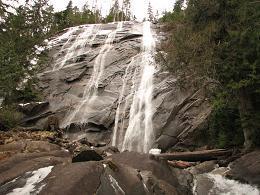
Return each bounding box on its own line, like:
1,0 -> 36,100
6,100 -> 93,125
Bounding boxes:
40,162 -> 104,195
0,141 -> 70,186
109,151 -> 191,194
227,150 -> 260,187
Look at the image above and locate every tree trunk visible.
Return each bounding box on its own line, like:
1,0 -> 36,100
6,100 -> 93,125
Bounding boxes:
152,149 -> 232,162
238,87 -> 255,151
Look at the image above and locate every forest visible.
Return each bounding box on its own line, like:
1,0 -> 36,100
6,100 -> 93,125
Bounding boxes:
161,0 -> 260,150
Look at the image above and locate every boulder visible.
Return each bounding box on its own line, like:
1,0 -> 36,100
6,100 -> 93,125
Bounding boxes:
227,150 -> 260,187
0,139 -> 70,186
0,150 -> 70,185
109,151 -> 191,194
188,161 -> 217,175
40,162 -> 104,195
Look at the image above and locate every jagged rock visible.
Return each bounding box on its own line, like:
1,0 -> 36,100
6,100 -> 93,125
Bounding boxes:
18,102 -> 49,116
72,149 -> 103,163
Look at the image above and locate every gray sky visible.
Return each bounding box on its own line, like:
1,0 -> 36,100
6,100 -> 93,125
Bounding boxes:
5,0 -> 176,21
49,0 -> 176,20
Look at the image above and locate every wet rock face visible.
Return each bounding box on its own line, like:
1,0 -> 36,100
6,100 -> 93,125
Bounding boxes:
28,21 -> 211,151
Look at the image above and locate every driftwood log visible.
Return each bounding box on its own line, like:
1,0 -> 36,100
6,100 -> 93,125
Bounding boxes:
153,149 -> 233,162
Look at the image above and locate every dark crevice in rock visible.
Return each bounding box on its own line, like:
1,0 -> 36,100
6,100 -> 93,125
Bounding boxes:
72,150 -> 103,163
21,111 -> 54,125
119,33 -> 143,42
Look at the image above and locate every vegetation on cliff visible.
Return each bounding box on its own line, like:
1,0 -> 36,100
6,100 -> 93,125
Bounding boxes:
161,0 -> 260,150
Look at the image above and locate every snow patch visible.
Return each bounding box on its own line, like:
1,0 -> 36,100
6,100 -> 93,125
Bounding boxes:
7,166 -> 53,195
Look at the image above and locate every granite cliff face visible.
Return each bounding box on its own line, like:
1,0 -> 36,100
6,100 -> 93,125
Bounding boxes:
23,21 -> 211,152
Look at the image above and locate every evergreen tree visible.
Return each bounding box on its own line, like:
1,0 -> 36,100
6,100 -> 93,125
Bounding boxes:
147,2 -> 154,22
0,0 -> 55,103
123,0 -> 131,21
161,0 -> 260,150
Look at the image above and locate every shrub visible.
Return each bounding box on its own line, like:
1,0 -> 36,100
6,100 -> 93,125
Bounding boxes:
0,106 -> 23,130
209,95 -> 244,148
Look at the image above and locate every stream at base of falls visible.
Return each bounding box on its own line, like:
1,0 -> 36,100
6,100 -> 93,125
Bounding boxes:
193,167 -> 260,195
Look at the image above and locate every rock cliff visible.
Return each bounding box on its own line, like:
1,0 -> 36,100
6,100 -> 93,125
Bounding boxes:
22,21 -> 211,152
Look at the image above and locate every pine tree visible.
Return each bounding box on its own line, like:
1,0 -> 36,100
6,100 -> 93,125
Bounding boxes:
147,2 -> 154,22
0,0 -> 55,103
123,0 -> 131,21
162,0 -> 260,150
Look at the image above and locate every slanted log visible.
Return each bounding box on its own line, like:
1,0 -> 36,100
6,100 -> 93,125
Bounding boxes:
153,149 -> 233,162
167,160 -> 195,169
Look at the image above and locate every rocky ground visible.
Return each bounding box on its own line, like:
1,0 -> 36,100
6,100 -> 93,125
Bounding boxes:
0,130 -> 259,195
0,131 -> 190,195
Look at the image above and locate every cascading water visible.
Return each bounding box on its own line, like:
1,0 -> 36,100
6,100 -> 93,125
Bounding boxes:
112,54 -> 140,147
53,25 -> 97,71
193,167 -> 260,195
118,21 -> 156,153
62,22 -> 123,128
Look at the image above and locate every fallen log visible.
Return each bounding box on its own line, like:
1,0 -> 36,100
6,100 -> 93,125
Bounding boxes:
167,160 -> 196,169
153,149 -> 233,162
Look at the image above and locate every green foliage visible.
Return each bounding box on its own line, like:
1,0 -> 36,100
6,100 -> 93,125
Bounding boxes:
0,106 -> 23,129
161,0 -> 260,149
160,0 -> 185,23
105,0 -> 131,22
209,94 -> 244,148
0,1 -> 55,103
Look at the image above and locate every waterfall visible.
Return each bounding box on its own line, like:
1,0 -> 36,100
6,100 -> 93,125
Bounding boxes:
62,22 -> 123,128
53,25 -> 97,71
119,21 -> 156,153
112,54 -> 140,147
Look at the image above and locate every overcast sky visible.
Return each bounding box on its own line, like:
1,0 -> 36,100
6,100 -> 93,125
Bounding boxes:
49,0 -> 176,20
5,0 -> 176,21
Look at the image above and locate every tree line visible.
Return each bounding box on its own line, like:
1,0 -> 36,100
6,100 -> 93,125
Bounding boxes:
161,0 -> 260,150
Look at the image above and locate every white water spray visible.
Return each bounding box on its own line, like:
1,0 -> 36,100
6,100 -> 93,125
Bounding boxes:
62,22 -> 123,128
112,54 -> 140,147
53,25 -> 96,70
121,21 -> 156,153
